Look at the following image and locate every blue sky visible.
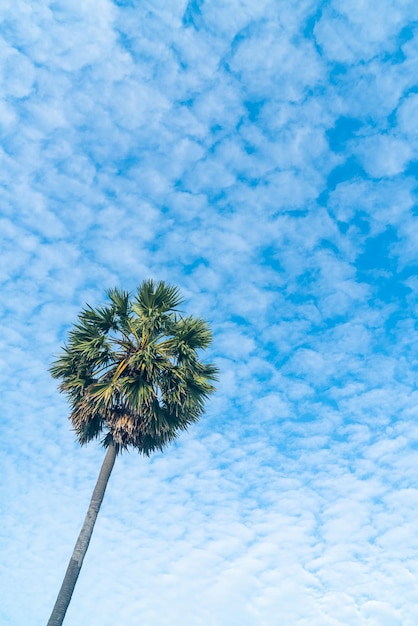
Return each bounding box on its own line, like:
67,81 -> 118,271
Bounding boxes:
1,1 -> 418,624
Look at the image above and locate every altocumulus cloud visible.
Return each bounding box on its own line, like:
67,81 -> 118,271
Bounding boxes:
1,1 -> 418,625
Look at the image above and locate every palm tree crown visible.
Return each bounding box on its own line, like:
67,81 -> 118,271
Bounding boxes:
50,280 -> 218,455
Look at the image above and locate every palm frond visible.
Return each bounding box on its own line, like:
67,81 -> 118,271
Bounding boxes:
78,304 -> 117,333
134,280 -> 183,315
172,316 -> 214,350
106,288 -> 130,317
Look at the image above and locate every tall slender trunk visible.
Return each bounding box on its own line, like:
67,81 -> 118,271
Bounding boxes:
47,443 -> 117,626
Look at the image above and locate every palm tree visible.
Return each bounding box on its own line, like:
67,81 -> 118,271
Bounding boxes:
47,280 -> 218,626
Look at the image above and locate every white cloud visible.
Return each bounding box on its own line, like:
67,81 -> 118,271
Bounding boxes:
314,0 -> 417,64
397,92 -> 418,138
0,42 -> 35,98
354,133 -> 412,178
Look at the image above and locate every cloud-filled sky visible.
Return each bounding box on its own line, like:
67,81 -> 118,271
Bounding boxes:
1,1 -> 418,624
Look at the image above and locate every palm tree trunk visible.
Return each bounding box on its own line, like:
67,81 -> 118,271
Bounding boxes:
47,443 -> 117,626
